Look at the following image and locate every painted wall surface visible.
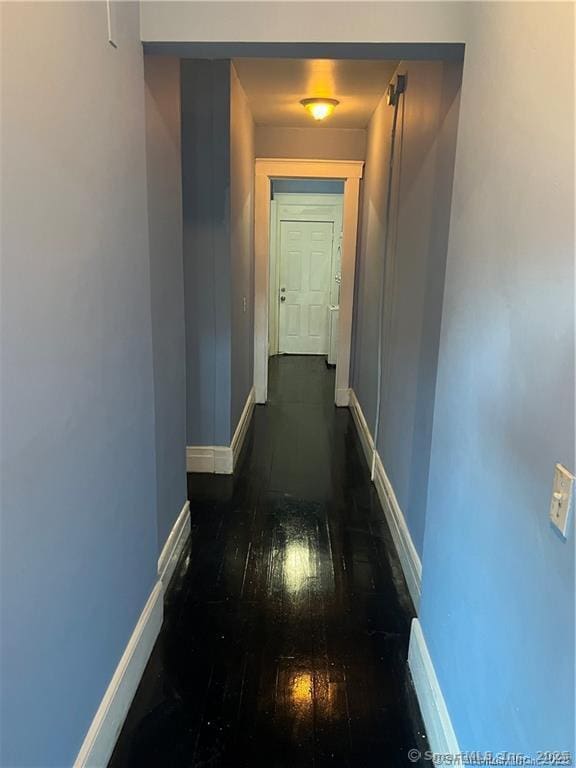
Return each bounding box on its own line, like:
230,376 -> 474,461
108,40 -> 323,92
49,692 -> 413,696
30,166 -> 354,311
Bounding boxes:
272,179 -> 344,196
182,60 -> 256,447
9,0 -> 565,757
353,60 -> 461,557
144,55 -> 187,552
230,65 -> 256,433
0,3 -> 158,765
140,1 -> 466,43
420,3 -> 575,753
148,1 -> 575,753
181,59 -> 232,446
256,126 -> 366,161
351,87 -> 394,436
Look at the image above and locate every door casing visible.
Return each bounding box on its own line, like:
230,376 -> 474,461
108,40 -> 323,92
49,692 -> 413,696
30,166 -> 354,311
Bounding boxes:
254,158 -> 363,406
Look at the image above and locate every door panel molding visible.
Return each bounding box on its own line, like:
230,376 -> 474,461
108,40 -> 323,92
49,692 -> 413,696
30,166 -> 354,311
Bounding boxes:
278,220 -> 333,355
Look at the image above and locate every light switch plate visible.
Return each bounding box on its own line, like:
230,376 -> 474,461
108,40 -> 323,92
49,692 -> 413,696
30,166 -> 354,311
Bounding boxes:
549,463 -> 574,538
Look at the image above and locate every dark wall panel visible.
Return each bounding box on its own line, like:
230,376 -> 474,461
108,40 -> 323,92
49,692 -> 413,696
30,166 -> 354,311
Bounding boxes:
144,55 -> 187,552
181,59 -> 232,445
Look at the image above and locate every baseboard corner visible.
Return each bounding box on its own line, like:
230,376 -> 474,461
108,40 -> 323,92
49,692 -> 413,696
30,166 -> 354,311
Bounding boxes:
408,618 -> 460,755
186,445 -> 216,473
74,580 -> 163,768
186,388 -> 255,476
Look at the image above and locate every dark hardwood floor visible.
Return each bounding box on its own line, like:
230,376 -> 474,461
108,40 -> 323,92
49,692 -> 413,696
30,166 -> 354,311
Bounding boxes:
109,355 -> 428,767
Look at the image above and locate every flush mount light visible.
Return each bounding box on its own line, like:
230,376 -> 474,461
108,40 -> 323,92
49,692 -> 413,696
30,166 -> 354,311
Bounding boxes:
300,98 -> 339,121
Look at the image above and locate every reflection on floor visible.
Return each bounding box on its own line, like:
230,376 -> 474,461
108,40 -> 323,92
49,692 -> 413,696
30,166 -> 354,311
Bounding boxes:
109,355 -> 429,767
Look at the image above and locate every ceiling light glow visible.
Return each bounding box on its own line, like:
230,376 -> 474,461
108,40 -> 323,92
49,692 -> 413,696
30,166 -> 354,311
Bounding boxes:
300,98 -> 339,121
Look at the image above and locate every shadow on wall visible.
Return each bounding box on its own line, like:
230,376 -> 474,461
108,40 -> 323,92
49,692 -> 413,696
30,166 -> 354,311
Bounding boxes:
352,59 -> 463,558
181,60 -> 256,452
143,54 -> 188,554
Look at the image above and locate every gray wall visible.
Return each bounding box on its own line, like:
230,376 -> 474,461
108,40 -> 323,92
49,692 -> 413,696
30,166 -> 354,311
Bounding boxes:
144,55 -> 187,551
182,60 -> 256,448
351,89 -> 392,435
143,1 -> 576,756
2,1 -> 572,759
181,59 -> 232,446
272,179 -> 344,196
256,125 -> 366,160
0,3 -> 158,764
230,65 -> 256,432
421,3 -> 575,752
140,2 -> 468,44
353,60 -> 462,557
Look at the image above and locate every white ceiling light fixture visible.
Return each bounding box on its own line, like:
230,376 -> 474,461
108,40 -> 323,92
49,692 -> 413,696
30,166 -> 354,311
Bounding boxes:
300,97 -> 340,121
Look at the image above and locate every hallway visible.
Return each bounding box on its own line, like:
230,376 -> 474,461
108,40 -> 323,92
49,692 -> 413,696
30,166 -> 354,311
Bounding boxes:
110,356 -> 428,767
2,4 -> 574,763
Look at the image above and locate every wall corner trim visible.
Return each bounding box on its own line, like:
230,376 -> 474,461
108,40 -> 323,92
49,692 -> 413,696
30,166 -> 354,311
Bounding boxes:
335,387 -> 351,407
186,387 -> 255,475
408,618 -> 460,754
74,580 -> 163,768
349,389 -> 422,610
158,500 -> 191,589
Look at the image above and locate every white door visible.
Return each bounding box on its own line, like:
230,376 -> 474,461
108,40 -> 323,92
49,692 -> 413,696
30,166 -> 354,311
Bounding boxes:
278,220 -> 334,354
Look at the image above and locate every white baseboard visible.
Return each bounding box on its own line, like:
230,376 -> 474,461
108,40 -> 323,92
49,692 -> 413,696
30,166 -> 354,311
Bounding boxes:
186,445 -> 218,473
408,618 -> 460,754
335,387 -> 350,407
186,445 -> 232,474
349,389 -> 374,467
349,388 -> 422,610
372,452 -> 422,610
231,386 -> 255,471
74,581 -> 163,768
186,387 -> 255,475
157,500 -> 190,589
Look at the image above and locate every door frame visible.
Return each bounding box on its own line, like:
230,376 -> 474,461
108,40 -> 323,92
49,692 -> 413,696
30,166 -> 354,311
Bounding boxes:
254,158 -> 364,405
269,193 -> 343,357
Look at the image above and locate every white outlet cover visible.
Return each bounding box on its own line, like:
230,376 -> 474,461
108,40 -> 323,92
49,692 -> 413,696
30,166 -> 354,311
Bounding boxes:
549,463 -> 574,538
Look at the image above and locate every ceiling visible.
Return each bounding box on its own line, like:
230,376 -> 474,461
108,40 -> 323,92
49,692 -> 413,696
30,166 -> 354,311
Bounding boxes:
233,58 -> 398,129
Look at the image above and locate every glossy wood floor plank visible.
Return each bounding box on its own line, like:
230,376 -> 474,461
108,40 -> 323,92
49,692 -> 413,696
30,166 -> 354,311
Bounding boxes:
109,356 -> 428,767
